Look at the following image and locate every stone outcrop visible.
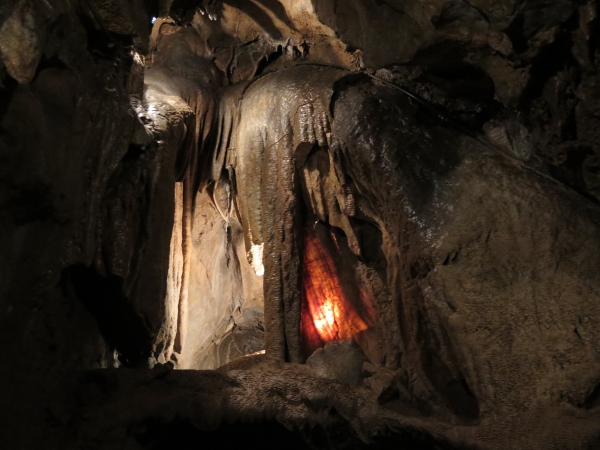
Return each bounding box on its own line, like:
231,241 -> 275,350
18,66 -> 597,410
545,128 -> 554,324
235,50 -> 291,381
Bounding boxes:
1,0 -> 599,449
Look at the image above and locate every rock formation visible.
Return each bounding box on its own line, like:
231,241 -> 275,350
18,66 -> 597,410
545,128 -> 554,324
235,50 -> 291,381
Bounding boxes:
1,0 -> 599,448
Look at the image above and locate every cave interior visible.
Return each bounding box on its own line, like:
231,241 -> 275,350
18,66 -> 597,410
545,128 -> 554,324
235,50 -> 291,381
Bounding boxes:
1,0 -> 600,448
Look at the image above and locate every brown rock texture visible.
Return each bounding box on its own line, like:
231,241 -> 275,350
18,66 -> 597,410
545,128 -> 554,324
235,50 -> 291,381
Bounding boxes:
1,0 -> 600,449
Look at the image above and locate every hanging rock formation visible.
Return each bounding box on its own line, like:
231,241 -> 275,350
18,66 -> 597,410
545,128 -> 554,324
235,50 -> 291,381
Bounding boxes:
1,0 -> 600,449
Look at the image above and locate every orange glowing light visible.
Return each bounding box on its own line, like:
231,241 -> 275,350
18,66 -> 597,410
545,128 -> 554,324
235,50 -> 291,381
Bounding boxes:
301,228 -> 374,354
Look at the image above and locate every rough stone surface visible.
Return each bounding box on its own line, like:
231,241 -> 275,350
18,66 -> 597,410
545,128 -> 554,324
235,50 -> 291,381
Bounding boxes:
1,0 -> 600,449
306,339 -> 367,387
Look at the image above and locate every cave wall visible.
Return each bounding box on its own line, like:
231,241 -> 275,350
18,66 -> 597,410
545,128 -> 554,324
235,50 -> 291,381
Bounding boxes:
0,0 -> 181,445
146,3 -> 600,441
179,188 -> 264,369
1,0 -> 600,448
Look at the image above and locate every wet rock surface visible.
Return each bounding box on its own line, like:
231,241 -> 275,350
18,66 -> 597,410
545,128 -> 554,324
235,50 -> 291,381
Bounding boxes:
1,0 -> 600,449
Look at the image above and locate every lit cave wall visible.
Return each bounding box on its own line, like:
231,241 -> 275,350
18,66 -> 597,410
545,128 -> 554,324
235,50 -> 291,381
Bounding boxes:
1,0 -> 600,449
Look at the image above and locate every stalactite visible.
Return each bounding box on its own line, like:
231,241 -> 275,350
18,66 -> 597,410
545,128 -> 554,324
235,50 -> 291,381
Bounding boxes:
231,66 -> 349,361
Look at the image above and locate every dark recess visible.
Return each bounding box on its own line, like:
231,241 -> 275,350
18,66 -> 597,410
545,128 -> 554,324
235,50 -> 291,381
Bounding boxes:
136,419 -> 313,450
63,264 -> 153,367
135,416 -> 458,450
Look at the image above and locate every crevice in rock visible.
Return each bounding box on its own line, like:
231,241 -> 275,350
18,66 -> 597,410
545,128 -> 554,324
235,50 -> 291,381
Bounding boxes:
62,264 -> 152,367
580,381 -> 600,410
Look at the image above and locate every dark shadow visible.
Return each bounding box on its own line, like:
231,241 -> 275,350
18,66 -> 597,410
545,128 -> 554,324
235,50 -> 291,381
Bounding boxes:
254,44 -> 284,76
0,67 -> 18,124
254,0 -> 299,32
62,264 -> 153,367
136,419 -> 313,450
408,41 -> 496,106
170,0 -> 290,40
224,0 -> 284,39
349,216 -> 387,272
135,415 -> 459,450
581,381 -> 600,410
518,12 -> 579,109
417,311 -> 480,422
0,0 -> 18,30
504,0 -> 576,53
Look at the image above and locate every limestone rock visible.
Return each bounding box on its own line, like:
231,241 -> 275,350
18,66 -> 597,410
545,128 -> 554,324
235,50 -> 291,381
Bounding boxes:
0,0 -> 43,84
306,340 -> 367,387
2,0 -> 600,449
